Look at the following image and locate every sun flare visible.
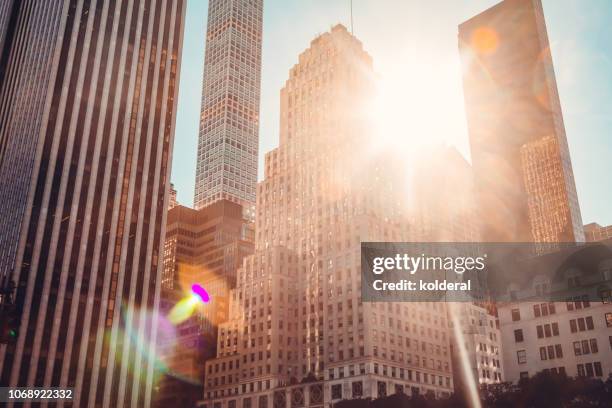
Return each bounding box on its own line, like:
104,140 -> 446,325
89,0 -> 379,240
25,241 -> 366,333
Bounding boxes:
368,50 -> 470,161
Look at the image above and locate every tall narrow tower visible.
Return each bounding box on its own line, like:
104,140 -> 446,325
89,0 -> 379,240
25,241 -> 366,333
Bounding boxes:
459,0 -> 584,243
0,2 -> 186,407
194,0 -> 264,212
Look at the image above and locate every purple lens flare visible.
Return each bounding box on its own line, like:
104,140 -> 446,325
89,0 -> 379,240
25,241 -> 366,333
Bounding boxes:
191,284 -> 210,303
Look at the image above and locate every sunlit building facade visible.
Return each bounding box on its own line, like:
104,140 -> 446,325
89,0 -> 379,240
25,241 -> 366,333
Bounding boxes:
161,201 -> 254,335
520,136 -> 578,244
448,303 -> 504,389
409,149 -> 504,388
459,0 -> 584,243
168,182 -> 179,210
499,291 -> 612,382
409,146 -> 480,243
584,223 -> 612,243
0,2 -> 186,407
155,200 -> 254,407
194,0 -> 263,212
200,25 -> 454,408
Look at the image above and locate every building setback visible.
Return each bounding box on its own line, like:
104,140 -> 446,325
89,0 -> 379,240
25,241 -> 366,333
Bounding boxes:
201,25 -> 454,408
459,0 -> 584,243
0,2 -> 186,407
194,0 -> 263,212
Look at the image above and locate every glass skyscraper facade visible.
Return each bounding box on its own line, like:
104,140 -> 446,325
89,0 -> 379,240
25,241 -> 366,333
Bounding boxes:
0,0 -> 65,279
194,0 -> 263,212
0,2 -> 186,407
459,0 -> 584,243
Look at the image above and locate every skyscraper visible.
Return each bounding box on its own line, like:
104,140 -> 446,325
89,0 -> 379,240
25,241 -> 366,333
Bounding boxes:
160,200 -> 254,332
459,0 -> 584,243
0,2 -> 186,407
409,146 -> 480,243
0,0 -> 65,278
155,200 -> 254,407
194,0 -> 263,212
201,25 -> 454,407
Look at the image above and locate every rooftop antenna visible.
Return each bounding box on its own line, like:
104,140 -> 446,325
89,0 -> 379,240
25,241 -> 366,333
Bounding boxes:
350,0 -> 354,34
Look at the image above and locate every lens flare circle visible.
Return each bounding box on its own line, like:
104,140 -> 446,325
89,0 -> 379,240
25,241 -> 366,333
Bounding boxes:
191,283 -> 210,303
167,297 -> 198,325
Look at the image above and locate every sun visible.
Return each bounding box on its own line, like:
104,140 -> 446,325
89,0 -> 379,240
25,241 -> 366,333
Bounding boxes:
367,48 -> 470,160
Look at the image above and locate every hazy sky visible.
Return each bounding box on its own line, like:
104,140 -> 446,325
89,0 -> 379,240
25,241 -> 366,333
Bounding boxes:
171,0 -> 612,226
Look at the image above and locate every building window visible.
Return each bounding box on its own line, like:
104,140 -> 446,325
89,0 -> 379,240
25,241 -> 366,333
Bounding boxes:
514,329 -> 524,342
352,381 -> 363,398
331,384 -> 342,400
511,309 -> 521,321
570,317 -> 595,332
377,381 -> 387,397
594,362 -> 603,377
590,338 -> 598,353
533,303 -> 554,317
605,313 -> 612,327
539,347 -> 547,361
519,371 -> 529,380
585,363 -> 594,377
517,350 -> 527,364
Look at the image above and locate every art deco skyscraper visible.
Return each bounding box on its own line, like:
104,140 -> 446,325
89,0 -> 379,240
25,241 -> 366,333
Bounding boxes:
194,0 -> 263,211
201,25 -> 454,407
0,2 -> 186,407
459,0 -> 584,243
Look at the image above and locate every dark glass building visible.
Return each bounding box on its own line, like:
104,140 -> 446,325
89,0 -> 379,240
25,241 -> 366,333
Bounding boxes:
459,0 -> 584,243
0,1 -> 186,407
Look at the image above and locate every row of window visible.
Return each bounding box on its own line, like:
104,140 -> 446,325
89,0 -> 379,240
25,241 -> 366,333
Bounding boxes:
539,344 -> 563,360
513,315 -> 602,343
518,336 -> 612,364
511,298 -> 593,322
519,362 -> 604,380
573,338 -> 598,356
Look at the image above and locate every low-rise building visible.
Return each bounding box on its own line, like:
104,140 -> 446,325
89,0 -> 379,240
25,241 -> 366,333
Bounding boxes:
498,242 -> 612,382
